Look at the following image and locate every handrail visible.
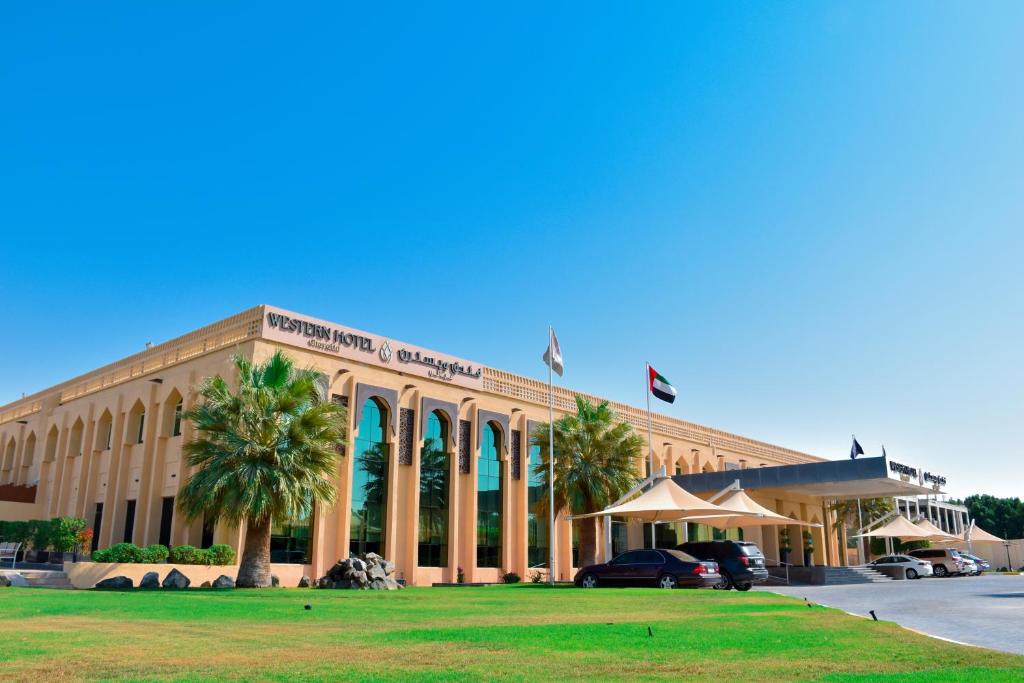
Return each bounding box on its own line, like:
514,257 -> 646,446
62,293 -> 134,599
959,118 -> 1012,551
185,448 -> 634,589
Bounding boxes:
763,558 -> 791,585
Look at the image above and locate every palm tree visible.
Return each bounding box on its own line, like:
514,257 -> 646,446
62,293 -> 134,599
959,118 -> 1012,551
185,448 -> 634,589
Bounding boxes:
530,396 -> 643,568
177,351 -> 346,587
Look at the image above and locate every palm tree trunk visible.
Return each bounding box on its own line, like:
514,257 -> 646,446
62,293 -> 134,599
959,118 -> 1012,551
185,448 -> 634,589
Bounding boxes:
578,516 -> 599,568
235,517 -> 273,588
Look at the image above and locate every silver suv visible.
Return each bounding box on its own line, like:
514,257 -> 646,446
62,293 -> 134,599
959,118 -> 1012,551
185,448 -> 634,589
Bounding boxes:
908,548 -> 964,577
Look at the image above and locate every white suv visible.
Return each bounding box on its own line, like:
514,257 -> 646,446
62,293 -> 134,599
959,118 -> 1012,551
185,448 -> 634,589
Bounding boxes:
908,548 -> 964,577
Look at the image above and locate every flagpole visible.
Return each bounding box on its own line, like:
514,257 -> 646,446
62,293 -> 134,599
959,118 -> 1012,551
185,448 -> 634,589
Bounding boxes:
548,326 -> 556,585
646,362 -> 655,549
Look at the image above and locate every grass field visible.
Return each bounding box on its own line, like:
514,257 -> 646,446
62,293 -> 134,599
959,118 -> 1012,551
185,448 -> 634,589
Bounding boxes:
2,584 -> 1023,681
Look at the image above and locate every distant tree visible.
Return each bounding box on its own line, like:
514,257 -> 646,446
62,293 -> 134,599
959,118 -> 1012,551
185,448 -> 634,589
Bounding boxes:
177,351 -> 346,587
964,495 -> 1024,539
530,396 -> 643,568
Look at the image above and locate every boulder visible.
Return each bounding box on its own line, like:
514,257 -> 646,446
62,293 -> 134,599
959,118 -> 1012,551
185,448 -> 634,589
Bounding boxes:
317,577 -> 333,589
0,574 -> 11,587
95,576 -> 134,590
162,568 -> 191,589
381,560 -> 396,576
5,573 -> 29,587
364,552 -> 382,564
369,578 -> 387,590
213,575 -> 235,589
351,570 -> 368,586
367,564 -> 386,581
384,578 -> 400,590
271,575 -> 280,588
350,557 -> 367,573
139,571 -> 160,589
200,581 -> 212,588
298,576 -> 311,588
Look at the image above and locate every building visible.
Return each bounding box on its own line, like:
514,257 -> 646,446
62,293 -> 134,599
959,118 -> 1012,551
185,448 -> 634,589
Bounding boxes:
0,305 -> 946,584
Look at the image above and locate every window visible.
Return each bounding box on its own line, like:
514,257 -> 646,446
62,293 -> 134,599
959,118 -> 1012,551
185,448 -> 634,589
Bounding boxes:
638,550 -> 664,564
418,411 -> 449,567
104,421 -> 112,450
91,503 -> 103,551
613,551 -> 643,564
477,423 -> 502,568
123,500 -> 137,544
527,444 -> 549,568
172,401 -> 183,437
611,517 -> 629,557
644,523 -> 678,549
136,411 -> 145,444
271,500 -> 313,564
158,497 -> 174,547
674,464 -> 682,476
351,399 -> 388,556
201,517 -> 215,549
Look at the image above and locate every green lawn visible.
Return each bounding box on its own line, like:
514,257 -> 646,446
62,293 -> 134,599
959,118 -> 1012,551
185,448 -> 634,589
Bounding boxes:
1,584 -> 1022,681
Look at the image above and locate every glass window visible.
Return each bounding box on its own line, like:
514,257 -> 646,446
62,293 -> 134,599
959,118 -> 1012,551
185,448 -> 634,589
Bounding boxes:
477,423 -> 502,568
527,444 -> 549,568
418,411 -> 449,567
638,550 -> 664,564
136,410 -> 145,444
271,500 -> 313,564
611,517 -> 629,557
172,401 -> 183,437
351,399 -> 388,557
613,551 -> 642,564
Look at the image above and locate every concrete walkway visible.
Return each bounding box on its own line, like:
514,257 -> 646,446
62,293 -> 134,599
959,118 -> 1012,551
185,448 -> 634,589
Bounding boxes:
758,574 -> 1024,655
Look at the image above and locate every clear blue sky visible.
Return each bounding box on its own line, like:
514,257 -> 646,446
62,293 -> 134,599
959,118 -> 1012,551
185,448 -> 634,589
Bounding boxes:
2,4 -> 1021,498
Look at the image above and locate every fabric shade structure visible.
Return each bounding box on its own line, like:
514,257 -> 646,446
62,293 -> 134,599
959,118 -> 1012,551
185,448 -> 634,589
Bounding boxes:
913,518 -> 960,542
572,477 -> 730,522
680,489 -> 822,529
851,514 -> 933,540
966,525 -> 1005,544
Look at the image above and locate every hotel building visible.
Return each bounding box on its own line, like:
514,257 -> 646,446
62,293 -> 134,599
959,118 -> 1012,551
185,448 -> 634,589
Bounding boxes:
0,305 -> 945,584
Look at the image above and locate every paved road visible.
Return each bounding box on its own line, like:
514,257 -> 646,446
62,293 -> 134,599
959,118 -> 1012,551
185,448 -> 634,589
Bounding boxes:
757,574 -> 1024,655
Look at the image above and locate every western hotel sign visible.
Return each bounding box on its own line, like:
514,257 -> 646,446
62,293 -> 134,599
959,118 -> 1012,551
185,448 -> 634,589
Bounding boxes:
260,305 -> 485,389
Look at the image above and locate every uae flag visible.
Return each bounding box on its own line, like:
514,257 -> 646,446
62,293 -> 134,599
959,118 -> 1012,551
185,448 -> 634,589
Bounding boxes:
648,365 -> 677,403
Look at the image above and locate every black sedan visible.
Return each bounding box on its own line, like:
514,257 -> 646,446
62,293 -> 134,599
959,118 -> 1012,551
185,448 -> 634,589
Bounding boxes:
574,549 -> 721,589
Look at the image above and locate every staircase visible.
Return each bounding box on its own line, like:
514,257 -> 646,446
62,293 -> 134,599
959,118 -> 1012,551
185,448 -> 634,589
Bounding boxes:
8,569 -> 74,589
816,566 -> 892,585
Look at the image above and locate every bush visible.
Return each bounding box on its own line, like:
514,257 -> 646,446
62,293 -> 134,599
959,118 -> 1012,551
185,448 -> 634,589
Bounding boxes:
0,520 -> 32,546
530,570 -> 543,584
501,571 -> 521,584
95,543 -> 146,563
142,544 -> 170,563
207,544 -> 236,566
169,545 -> 210,565
31,519 -> 54,552
52,517 -> 88,553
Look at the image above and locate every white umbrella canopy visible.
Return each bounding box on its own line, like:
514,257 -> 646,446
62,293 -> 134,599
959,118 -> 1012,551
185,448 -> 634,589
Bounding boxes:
572,477 -> 730,522
913,518 -> 961,542
681,489 -> 823,529
851,514 -> 933,540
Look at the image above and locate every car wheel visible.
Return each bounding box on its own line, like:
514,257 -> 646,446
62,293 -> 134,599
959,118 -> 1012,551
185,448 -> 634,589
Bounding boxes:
906,568 -> 918,580
658,574 -> 678,589
715,572 -> 734,590
734,582 -> 753,592
579,573 -> 599,588
933,564 -> 948,577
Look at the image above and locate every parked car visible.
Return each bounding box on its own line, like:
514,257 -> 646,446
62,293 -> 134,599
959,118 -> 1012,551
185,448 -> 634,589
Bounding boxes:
908,548 -> 964,577
868,554 -> 933,579
959,552 -> 990,573
676,540 -> 768,592
575,549 -> 720,589
959,557 -> 980,575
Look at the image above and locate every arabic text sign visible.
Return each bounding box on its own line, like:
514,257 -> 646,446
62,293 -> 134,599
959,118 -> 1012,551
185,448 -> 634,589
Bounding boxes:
260,306 -> 485,389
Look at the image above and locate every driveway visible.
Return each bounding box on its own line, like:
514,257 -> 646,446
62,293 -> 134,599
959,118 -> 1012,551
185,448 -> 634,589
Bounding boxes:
757,574 -> 1024,655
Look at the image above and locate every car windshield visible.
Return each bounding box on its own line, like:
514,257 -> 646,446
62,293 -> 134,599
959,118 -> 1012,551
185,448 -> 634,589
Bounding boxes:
662,549 -> 699,563
949,550 -> 961,558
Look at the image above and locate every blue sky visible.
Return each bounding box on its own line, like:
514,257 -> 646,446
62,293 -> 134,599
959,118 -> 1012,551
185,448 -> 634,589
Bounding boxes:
2,3 -> 1021,498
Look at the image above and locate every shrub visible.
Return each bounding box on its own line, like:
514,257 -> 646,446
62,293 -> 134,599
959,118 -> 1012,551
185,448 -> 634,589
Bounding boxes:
501,571 -> 521,584
142,544 -> 170,563
104,543 -> 147,563
207,544 -> 236,566
0,520 -> 32,546
530,570 -> 543,584
52,517 -> 88,553
169,545 -> 210,565
31,519 -> 55,552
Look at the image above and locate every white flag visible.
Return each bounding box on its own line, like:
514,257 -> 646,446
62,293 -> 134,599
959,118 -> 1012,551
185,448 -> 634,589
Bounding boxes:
542,328 -> 563,376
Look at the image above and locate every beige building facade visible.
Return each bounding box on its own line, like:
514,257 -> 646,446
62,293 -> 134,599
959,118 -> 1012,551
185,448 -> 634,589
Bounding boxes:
1,305 -> 862,584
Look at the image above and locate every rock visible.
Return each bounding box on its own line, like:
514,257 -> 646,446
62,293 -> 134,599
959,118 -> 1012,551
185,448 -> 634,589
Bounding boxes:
162,568 -> 191,589
367,565 -> 386,581
351,570 -> 368,586
369,578 -> 387,590
381,560 -> 396,575
213,575 -> 235,589
350,557 -> 367,573
298,576 -> 311,588
5,573 -> 29,587
317,577 -> 332,589
95,576 -> 134,590
0,574 -> 11,587
271,574 -> 280,588
384,578 -> 399,590
139,571 -> 160,589
200,581 -> 212,588
364,552 -> 382,564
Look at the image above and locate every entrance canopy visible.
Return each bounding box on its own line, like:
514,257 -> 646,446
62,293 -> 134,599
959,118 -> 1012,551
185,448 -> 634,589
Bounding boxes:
851,515 -> 932,540
914,518 -> 960,542
573,478 -> 728,522
683,489 -> 822,529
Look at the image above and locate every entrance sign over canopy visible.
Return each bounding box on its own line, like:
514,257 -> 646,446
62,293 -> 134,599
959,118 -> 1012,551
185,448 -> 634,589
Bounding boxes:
851,515 -> 932,540
573,478 -> 728,522
681,489 -> 823,529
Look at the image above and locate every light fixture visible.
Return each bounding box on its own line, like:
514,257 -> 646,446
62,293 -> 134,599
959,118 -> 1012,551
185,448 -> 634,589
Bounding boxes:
149,378 -> 163,384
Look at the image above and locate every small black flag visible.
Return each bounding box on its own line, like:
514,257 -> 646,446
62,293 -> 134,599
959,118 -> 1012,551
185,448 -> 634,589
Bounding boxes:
882,445 -> 887,459
850,436 -> 864,460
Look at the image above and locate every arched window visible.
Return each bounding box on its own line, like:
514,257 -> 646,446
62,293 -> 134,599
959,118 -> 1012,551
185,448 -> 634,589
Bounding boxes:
69,419 -> 84,458
527,444 -> 548,568
351,398 -> 388,556
127,401 -> 145,445
23,432 -> 36,469
43,426 -> 58,463
2,438 -> 14,476
418,410 -> 449,567
477,422 -> 503,568
96,411 -> 113,451
161,391 -> 183,438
